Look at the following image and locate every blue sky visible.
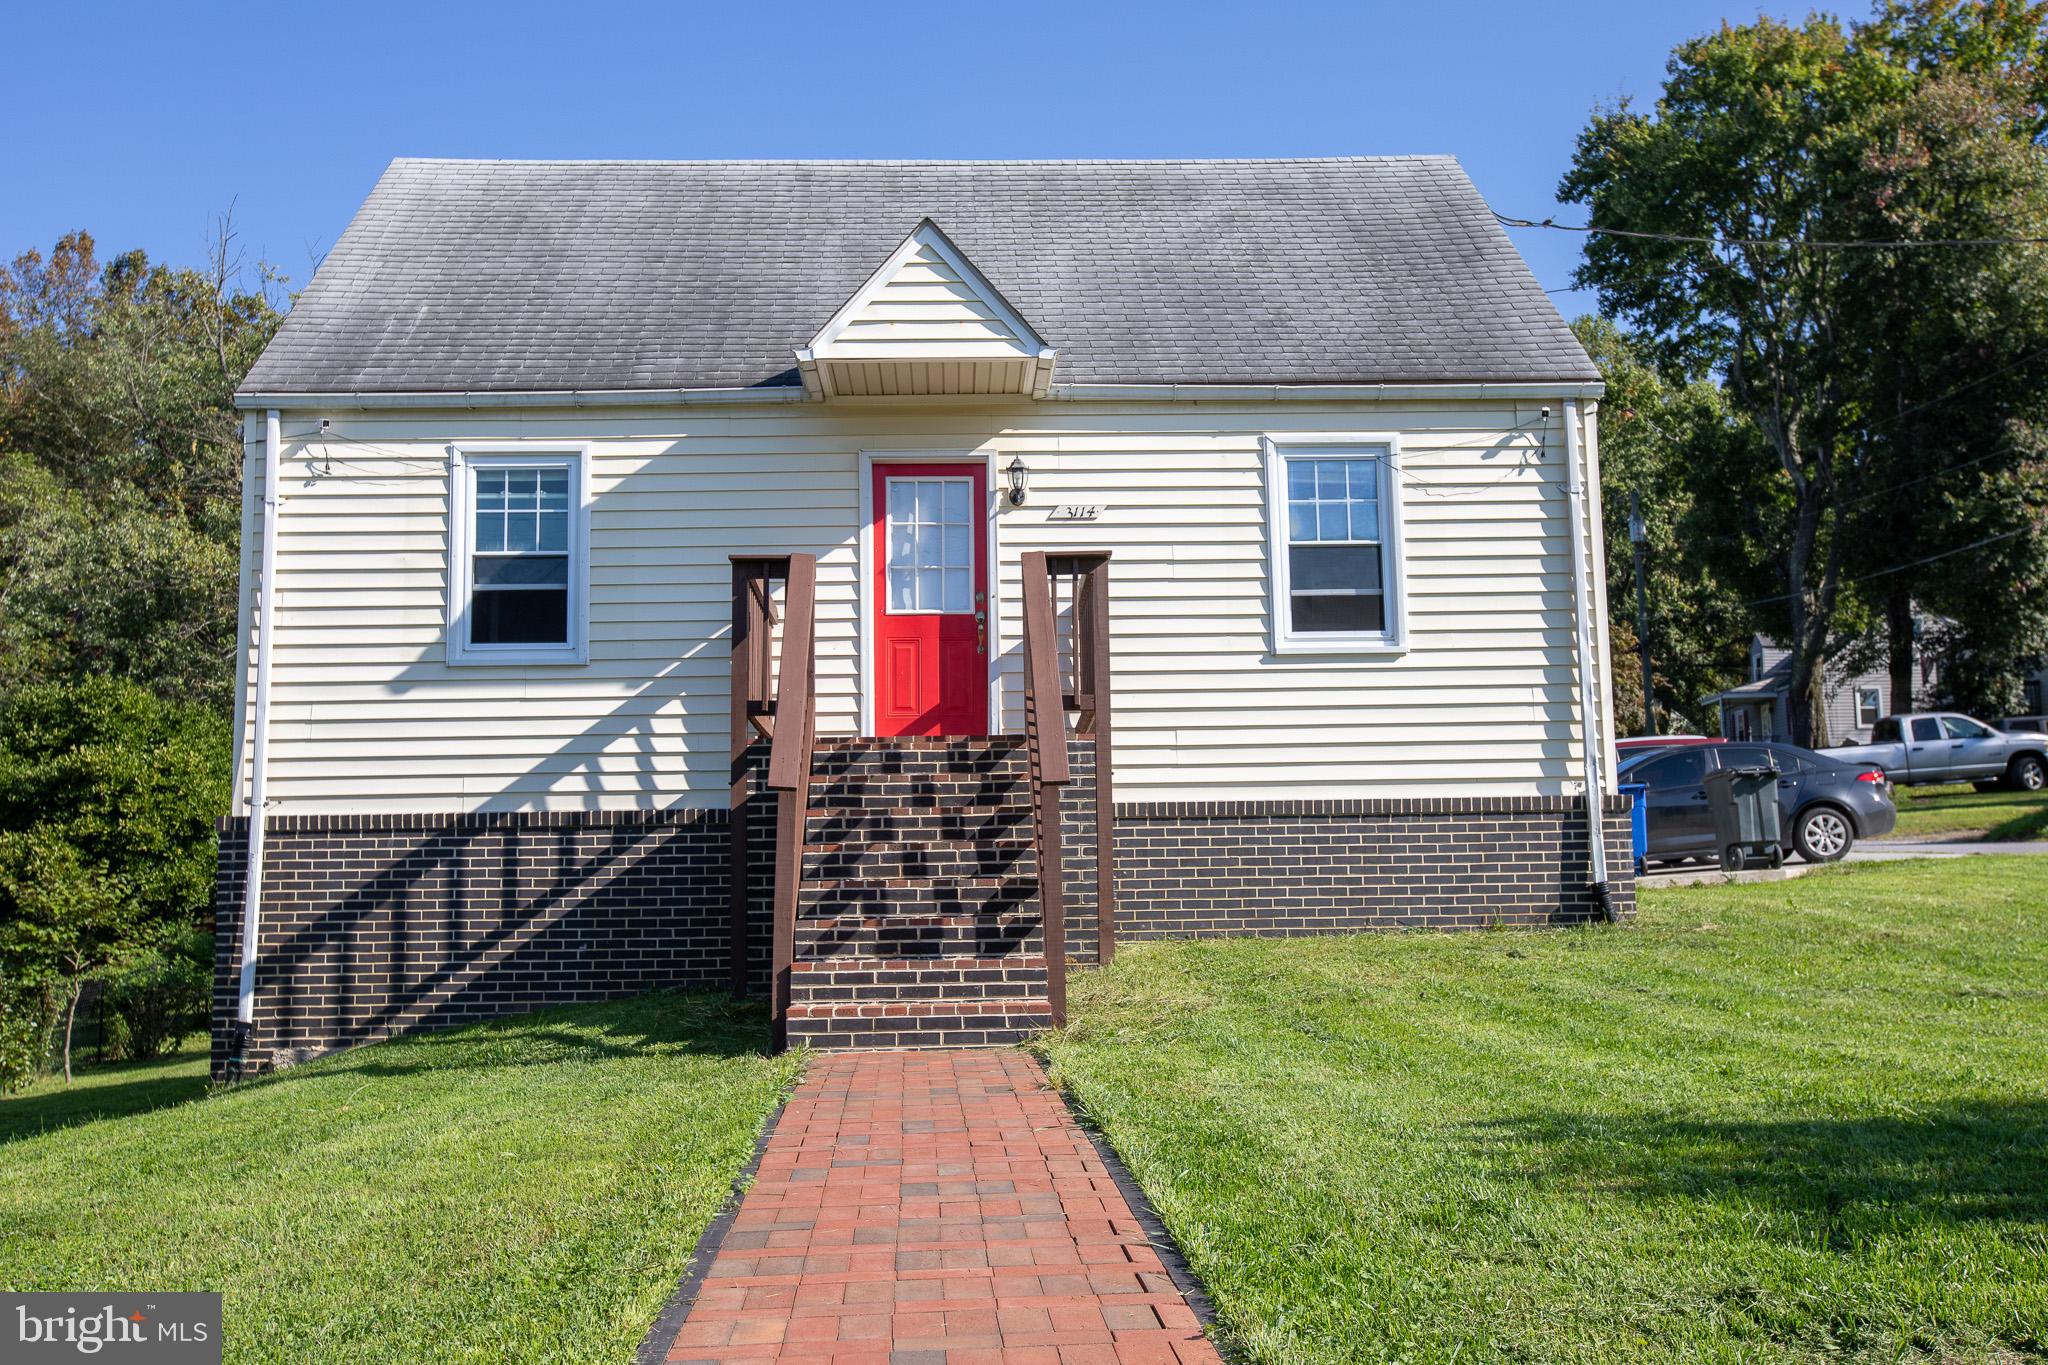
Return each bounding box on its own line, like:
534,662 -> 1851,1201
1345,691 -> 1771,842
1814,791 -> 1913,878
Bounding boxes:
3,1 -> 1790,319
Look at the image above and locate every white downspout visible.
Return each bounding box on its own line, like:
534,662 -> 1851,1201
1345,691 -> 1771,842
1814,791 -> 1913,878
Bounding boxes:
232,408 -> 283,1069
1562,399 -> 1613,917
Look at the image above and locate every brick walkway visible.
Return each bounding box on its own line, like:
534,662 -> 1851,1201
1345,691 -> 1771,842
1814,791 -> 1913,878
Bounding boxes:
657,1050 -> 1222,1364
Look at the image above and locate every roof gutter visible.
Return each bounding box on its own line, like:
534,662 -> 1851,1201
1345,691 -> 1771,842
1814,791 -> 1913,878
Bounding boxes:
234,379 -> 1604,411
1562,398 -> 1614,919
228,408 -> 282,1079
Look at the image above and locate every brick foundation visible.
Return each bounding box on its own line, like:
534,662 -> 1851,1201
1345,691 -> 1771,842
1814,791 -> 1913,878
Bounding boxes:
1112,795 -> 1637,936
211,749 -> 1635,1075
211,806 -> 774,1079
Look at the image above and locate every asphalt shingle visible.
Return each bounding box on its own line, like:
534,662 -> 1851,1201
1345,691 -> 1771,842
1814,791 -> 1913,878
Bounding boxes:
238,157 -> 1598,395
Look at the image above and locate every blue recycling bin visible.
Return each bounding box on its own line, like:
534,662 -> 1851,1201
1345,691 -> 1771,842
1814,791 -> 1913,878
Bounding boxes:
1620,782 -> 1648,876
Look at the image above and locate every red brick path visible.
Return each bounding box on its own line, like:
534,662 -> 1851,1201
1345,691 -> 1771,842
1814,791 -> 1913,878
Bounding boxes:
659,1050 -> 1223,1364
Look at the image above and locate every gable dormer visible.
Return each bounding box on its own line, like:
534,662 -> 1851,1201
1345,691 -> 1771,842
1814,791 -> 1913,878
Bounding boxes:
795,220 -> 1056,399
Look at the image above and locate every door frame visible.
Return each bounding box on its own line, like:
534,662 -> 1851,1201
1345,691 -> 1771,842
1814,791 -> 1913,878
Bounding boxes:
857,449 -> 1004,737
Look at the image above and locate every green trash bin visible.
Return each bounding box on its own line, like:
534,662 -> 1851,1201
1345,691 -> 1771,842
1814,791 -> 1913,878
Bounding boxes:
1703,765 -> 1784,871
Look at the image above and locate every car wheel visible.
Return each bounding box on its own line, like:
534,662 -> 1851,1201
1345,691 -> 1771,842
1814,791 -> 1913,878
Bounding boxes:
2008,754 -> 2047,792
1794,805 -> 1853,863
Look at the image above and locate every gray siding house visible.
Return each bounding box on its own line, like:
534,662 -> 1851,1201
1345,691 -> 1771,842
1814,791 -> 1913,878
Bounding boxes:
1707,633 -> 1939,745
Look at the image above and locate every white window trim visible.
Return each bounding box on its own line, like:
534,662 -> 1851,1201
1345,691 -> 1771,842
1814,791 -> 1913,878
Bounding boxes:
1263,433 -> 1407,655
1855,685 -> 1882,728
445,443 -> 591,666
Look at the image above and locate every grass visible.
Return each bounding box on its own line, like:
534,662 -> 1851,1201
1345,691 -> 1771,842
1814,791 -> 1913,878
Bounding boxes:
1039,858 -> 2048,1365
1890,782 -> 2048,841
0,992 -> 801,1364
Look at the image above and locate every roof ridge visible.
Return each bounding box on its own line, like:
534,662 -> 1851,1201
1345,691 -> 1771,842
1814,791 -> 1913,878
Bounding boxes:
385,155 -> 1459,168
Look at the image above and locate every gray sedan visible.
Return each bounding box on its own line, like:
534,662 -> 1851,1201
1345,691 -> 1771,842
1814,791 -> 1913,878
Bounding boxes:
1620,741 -> 1898,865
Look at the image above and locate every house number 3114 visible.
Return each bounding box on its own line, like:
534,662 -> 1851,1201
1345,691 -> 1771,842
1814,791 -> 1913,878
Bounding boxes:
1050,505 -> 1102,521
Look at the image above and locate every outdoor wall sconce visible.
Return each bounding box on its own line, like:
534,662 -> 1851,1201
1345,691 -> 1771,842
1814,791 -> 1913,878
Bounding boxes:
1006,454 -> 1029,507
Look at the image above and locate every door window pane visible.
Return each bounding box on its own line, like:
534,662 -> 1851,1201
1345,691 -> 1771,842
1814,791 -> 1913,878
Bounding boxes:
1942,716 -> 1991,739
884,476 -> 975,612
1911,717 -> 1942,742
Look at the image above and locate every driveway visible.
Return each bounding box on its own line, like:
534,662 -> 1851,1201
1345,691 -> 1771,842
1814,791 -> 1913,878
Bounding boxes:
1638,838 -> 2045,888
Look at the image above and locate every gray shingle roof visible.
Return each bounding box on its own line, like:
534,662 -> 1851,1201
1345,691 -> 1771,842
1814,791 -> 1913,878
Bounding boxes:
238,157 -> 1597,395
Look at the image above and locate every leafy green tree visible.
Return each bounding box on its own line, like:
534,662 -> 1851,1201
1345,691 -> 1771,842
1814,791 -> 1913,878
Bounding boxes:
0,226 -> 281,708
1575,317 -> 1755,732
0,679 -> 229,1081
1828,18 -> 2048,714
0,455 -> 239,708
1562,1 -> 2048,743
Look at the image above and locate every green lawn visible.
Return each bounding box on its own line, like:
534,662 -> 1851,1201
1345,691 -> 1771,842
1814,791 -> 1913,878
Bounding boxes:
1891,782 -> 2048,840
1040,859 -> 2048,1365
0,993 -> 800,1364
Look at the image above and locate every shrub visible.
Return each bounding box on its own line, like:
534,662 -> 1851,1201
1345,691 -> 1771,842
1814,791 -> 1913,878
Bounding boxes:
99,928 -> 211,1062
0,973 -> 57,1093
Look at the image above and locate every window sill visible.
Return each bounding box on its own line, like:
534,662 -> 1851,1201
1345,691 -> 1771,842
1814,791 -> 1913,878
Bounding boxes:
1271,634 -> 1408,657
445,646 -> 589,668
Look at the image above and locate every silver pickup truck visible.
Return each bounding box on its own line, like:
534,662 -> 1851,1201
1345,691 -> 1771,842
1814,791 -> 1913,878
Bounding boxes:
1833,712 -> 2048,791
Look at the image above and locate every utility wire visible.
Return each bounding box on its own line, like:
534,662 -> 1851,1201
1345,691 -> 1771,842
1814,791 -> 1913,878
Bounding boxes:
1494,211 -> 2048,250
1741,526 -> 2032,607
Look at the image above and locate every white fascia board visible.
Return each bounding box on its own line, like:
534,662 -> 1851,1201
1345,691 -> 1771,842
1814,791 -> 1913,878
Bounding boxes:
1046,381 -> 1607,402
233,386 -> 815,412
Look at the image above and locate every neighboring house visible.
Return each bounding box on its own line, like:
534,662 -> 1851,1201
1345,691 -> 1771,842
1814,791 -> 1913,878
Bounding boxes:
214,157 -> 1630,1077
1706,631 -> 1939,746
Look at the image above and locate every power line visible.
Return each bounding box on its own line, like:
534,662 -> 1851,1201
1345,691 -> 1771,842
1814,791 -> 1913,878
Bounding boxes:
1741,526 -> 2032,608
1495,211 -> 2048,251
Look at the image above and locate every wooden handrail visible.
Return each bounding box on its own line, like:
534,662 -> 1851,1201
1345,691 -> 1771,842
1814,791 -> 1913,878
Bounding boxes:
727,553 -> 816,1048
765,554 -> 817,1051
767,555 -> 817,793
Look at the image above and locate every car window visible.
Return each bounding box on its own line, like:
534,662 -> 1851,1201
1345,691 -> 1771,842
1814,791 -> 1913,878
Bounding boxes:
1716,745 -> 1778,771
1911,717 -> 1942,742
1942,716 -> 1992,740
1871,718 -> 1902,744
1765,745 -> 1815,772
1636,749 -> 1708,789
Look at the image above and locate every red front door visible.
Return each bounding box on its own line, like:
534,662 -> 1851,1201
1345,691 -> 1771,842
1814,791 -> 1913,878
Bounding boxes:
872,462 -> 989,736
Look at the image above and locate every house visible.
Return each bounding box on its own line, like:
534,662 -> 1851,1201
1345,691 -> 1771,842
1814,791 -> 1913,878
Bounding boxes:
213,157 -> 1631,1077
1705,629 -> 1943,746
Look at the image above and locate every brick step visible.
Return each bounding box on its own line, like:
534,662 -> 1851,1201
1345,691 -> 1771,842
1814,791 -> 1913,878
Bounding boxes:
803,812 -> 1031,848
789,955 -> 1048,1007
796,914 -> 1042,960
798,879 -> 1038,914
804,841 -> 1034,882
785,1000 -> 1054,1050
804,782 -> 1031,812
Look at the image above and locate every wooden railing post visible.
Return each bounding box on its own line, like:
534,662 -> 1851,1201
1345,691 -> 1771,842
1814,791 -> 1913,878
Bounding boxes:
728,555 -> 792,1001
728,560 -> 758,998
1020,551 -> 1073,1026
1083,557 -> 1116,963
765,553 -> 818,1052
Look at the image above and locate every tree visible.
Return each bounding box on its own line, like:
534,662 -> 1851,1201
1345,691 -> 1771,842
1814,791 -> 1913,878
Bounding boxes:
1829,15 -> 2048,713
0,679 -> 229,1081
1573,317 -> 1756,732
0,224 -> 281,709
1562,2 -> 2048,744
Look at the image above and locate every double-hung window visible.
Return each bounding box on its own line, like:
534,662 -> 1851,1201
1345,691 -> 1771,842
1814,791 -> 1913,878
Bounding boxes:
447,447 -> 588,665
1265,436 -> 1405,653
1855,686 -> 1882,729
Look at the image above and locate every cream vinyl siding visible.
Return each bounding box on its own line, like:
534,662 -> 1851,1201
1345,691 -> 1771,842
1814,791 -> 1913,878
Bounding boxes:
830,240 -> 1034,358
237,399 -> 1599,813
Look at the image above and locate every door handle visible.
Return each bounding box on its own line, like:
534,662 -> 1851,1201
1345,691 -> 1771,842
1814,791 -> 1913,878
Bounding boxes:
975,608 -> 986,656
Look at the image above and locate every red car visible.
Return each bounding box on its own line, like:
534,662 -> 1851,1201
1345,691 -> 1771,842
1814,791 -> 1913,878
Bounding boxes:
1616,735 -> 1723,756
